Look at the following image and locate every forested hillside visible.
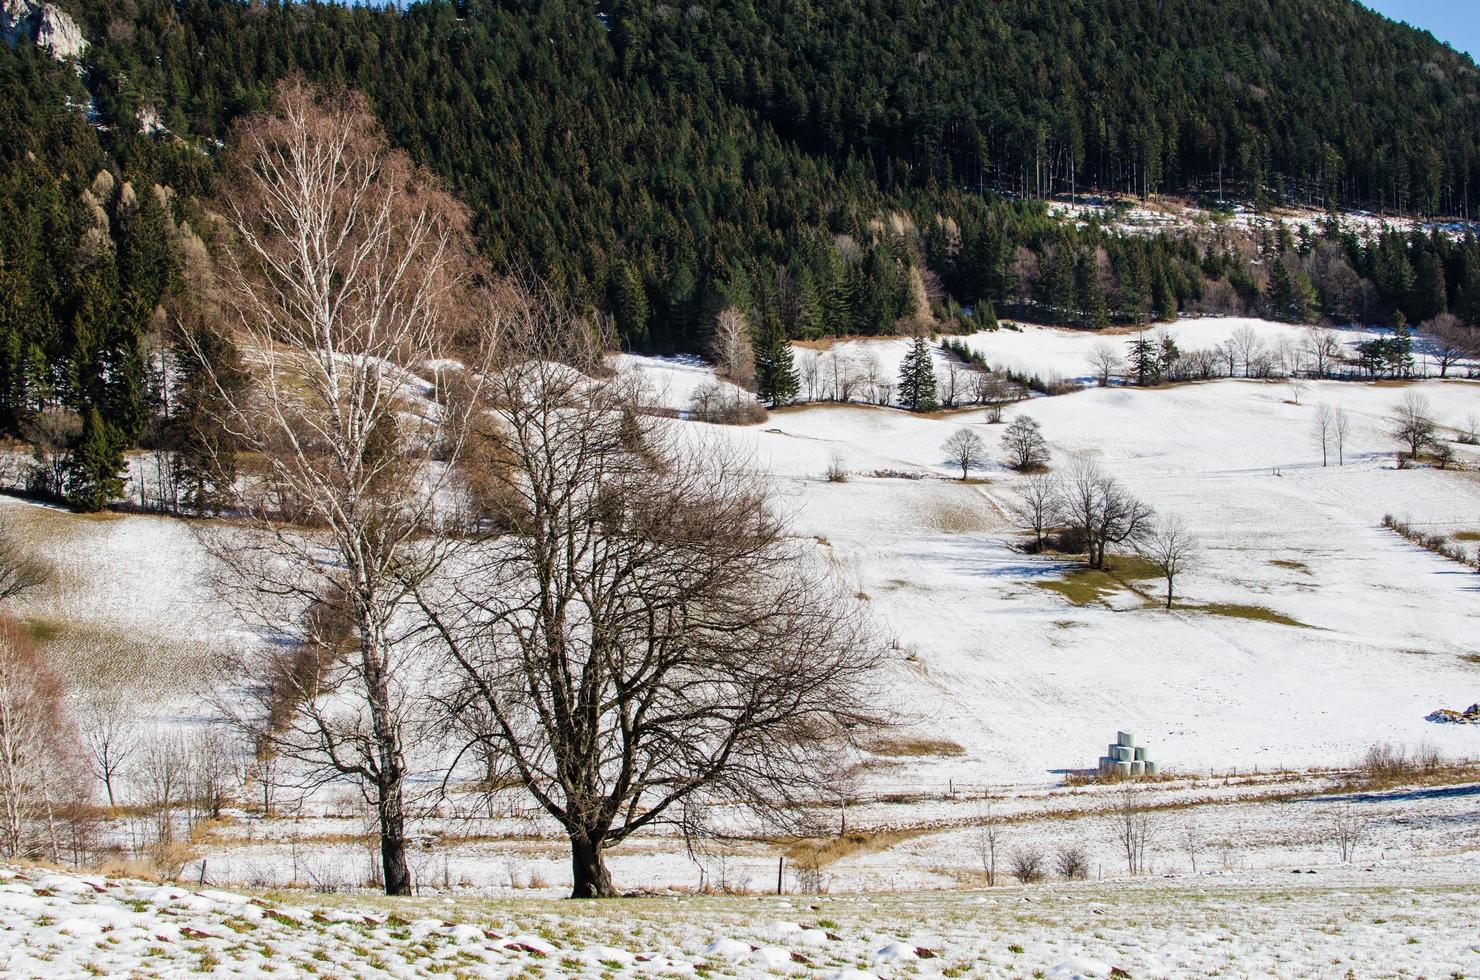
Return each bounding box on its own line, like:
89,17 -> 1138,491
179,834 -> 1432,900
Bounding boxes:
4,0 -> 1480,508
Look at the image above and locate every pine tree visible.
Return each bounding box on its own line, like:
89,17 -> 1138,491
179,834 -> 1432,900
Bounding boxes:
754,315 -> 798,406
1126,333 -> 1159,386
1267,258 -> 1295,319
66,406 -> 125,512
1157,334 -> 1181,377
896,335 -> 938,411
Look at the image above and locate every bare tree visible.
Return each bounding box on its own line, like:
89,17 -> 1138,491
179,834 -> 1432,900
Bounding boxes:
1181,817 -> 1203,874
1332,405 -> 1352,466
1391,392 -> 1437,462
417,350 -> 884,898
1110,783 -> 1154,875
1328,802 -> 1369,862
1009,472 -> 1061,551
1228,325 -> 1264,378
1000,414 -> 1049,471
1313,403 -> 1334,467
1062,457 -> 1155,570
78,691 -> 138,808
1302,328 -> 1343,378
973,800 -> 1003,886
19,407 -> 80,499
981,376 -> 1016,422
200,81 -> 494,896
1087,340 -> 1122,387
1423,313 -> 1471,379
1140,515 -> 1197,610
938,360 -> 964,409
0,619 -> 86,862
710,307 -> 755,388
942,428 -> 987,480
137,731 -> 184,847
0,511 -> 49,604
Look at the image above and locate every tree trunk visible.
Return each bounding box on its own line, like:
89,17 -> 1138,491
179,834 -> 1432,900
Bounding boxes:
569,833 -> 617,898
379,783 -> 412,896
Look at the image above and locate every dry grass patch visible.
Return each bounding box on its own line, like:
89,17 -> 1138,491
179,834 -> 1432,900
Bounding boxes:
867,735 -> 967,758
1269,558 -> 1313,574
21,617 -> 219,695
926,498 -> 991,534
780,827 -> 934,868
1453,531 -> 1480,542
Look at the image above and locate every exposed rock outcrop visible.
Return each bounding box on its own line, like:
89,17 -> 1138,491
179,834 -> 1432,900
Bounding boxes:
2,0 -> 87,60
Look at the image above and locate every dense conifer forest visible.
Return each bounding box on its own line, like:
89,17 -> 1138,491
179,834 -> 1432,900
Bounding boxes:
4,0 -> 1480,509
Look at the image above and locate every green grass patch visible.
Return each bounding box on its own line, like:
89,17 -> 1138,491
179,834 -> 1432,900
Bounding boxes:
1191,603 -> 1308,628
20,617 -> 63,643
1034,555 -> 1159,607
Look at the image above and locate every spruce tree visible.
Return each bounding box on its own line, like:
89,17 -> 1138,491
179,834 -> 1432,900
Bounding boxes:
1126,333 -> 1158,385
754,315 -> 798,406
66,406 -> 125,512
897,336 -> 938,411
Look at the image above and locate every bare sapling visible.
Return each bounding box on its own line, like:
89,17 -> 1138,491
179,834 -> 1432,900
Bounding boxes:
1110,783 -> 1154,875
1140,514 -> 1197,609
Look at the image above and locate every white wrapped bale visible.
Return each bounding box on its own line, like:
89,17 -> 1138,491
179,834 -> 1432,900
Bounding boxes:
1130,760 -> 1146,776
1111,745 -> 1135,762
1134,746 -> 1147,761
1144,762 -> 1159,776
1113,761 -> 1133,777
1116,731 -> 1137,748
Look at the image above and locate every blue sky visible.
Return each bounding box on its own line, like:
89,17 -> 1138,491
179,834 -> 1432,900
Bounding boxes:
1361,1 -> 1479,58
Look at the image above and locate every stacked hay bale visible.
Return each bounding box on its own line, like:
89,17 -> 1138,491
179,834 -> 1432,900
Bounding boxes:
1098,731 -> 1158,778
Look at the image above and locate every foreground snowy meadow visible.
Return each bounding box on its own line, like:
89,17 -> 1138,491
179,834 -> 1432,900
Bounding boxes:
4,856 -> 1479,978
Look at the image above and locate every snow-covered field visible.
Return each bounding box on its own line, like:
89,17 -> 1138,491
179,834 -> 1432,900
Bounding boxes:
3,316 -> 1479,931
4,857 -> 1479,978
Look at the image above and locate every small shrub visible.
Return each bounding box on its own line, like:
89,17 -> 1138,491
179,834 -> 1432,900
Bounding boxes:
1055,845 -> 1090,881
1010,847 -> 1046,884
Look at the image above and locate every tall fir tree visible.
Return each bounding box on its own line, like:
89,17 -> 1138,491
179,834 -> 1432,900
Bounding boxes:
754,315 -> 798,407
1126,333 -> 1159,385
896,335 -> 938,411
66,406 -> 125,511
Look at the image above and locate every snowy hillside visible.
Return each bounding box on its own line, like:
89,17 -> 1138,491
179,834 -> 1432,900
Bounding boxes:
2,315 -> 1478,903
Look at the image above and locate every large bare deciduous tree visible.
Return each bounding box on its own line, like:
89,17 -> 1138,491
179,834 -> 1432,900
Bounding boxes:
199,81 -> 495,895
942,427 -> 987,480
1391,392 -> 1437,462
1061,457 -> 1154,570
418,327 -> 883,898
